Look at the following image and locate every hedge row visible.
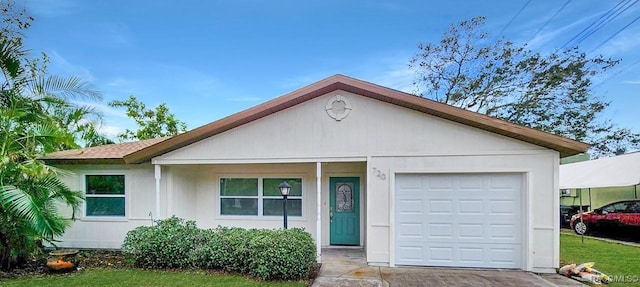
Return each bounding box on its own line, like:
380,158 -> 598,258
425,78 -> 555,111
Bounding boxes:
121,216 -> 317,280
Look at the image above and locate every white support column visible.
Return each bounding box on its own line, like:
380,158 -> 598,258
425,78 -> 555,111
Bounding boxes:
316,161 -> 322,263
154,164 -> 161,220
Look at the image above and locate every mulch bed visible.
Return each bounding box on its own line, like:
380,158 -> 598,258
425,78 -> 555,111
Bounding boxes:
0,249 -> 127,280
1,250 -> 321,286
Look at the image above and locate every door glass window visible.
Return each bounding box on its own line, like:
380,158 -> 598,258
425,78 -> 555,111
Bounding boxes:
335,182 -> 354,212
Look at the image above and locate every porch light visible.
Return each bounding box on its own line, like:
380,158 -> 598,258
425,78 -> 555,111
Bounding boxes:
279,181 -> 292,229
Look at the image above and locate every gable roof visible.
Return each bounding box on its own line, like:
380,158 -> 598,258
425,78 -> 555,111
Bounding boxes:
44,74 -> 588,164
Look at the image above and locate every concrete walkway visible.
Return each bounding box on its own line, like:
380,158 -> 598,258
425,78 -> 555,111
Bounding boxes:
312,248 -> 585,287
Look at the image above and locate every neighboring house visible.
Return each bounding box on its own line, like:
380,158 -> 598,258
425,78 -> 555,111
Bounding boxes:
560,152 -> 640,210
43,74 -> 587,273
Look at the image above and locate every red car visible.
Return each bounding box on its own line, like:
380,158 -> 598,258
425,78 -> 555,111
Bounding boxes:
570,200 -> 640,235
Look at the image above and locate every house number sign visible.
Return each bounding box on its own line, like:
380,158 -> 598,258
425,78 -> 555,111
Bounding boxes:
371,167 -> 386,180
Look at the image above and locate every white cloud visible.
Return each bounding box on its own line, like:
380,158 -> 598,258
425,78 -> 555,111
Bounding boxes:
72,100 -> 128,119
622,80 -> 640,85
95,124 -> 123,138
49,51 -> 95,82
525,13 -> 596,51
371,65 -> 414,94
596,31 -> 640,55
25,0 -> 79,18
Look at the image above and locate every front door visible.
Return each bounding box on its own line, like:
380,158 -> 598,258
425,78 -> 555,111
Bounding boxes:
330,177 -> 360,245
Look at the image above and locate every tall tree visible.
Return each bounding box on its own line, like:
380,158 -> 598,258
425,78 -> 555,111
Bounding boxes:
0,1 -> 99,269
409,16 -> 639,157
109,95 -> 187,141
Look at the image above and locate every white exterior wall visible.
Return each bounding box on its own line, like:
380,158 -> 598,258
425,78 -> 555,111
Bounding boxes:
54,164 -> 167,249
55,89 -> 560,272
152,90 -> 559,272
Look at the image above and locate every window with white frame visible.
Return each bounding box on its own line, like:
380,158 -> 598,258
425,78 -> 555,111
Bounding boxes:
219,177 -> 302,216
85,175 -> 125,217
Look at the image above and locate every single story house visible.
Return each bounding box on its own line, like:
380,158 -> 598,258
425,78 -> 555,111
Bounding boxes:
560,152 -> 640,210
44,74 -> 588,273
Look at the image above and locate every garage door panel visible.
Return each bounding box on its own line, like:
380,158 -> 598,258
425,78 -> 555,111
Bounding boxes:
490,199 -> 518,214
397,246 -> 424,262
459,200 -> 483,214
458,175 -> 484,189
397,199 -> 423,215
428,223 -> 453,238
398,223 -> 423,238
428,200 -> 453,214
395,173 -> 522,269
426,176 -> 454,190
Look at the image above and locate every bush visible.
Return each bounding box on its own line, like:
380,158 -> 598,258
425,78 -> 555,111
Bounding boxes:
190,227 -> 252,272
247,228 -> 317,280
121,216 -> 205,268
122,217 -> 317,281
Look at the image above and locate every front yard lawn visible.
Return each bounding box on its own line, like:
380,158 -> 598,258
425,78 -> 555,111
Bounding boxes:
0,269 -> 306,287
561,233 -> 640,286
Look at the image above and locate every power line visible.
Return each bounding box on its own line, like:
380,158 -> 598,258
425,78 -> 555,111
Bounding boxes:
528,0 -> 572,44
575,0 -> 638,46
591,14 -> 640,53
557,0 -> 629,51
496,0 -> 532,39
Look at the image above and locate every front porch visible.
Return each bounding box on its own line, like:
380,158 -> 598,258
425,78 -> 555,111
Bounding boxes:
154,161 -> 368,263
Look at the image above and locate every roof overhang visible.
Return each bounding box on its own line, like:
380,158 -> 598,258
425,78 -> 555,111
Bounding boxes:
123,74 -> 587,163
45,74 -> 589,164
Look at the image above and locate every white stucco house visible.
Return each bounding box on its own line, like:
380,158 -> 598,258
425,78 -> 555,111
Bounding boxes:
44,74 -> 588,273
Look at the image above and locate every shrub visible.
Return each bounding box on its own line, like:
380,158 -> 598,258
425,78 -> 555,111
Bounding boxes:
190,227 -> 252,272
122,218 -> 317,281
122,216 -> 204,268
247,228 -> 317,280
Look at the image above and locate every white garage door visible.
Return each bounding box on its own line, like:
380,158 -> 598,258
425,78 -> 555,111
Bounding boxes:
395,173 -> 522,268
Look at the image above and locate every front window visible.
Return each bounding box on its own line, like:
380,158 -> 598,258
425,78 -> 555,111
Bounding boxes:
85,175 -> 125,217
219,177 -> 302,217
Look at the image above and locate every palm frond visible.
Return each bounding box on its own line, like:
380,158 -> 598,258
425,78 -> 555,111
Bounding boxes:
28,75 -> 102,101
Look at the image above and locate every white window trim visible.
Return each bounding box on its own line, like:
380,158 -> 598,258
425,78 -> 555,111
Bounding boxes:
219,176 -> 303,218
83,173 -> 127,219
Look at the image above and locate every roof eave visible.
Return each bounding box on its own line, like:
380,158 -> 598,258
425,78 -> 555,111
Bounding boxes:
44,158 -> 128,165
122,74 -> 588,162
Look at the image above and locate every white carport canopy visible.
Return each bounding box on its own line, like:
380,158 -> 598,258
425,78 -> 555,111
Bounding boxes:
560,152 -> 640,189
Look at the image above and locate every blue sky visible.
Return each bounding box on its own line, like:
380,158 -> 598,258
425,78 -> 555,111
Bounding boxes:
22,0 -> 640,139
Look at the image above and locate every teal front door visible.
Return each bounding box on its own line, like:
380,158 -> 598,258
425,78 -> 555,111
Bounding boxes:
330,177 -> 360,245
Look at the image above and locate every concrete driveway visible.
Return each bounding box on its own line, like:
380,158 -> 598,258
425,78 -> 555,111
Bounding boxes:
312,248 -> 584,287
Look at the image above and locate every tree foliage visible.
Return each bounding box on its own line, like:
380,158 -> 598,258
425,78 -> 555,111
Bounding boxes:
0,1 -> 99,270
409,16 -> 639,157
109,95 -> 187,141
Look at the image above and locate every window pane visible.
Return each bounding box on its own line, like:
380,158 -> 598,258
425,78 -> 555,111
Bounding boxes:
86,197 -> 125,216
263,178 -> 302,196
263,199 -> 302,216
86,175 -> 124,195
220,178 -> 258,196
221,198 -> 258,215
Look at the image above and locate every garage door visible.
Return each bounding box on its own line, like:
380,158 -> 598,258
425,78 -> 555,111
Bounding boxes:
395,173 -> 522,268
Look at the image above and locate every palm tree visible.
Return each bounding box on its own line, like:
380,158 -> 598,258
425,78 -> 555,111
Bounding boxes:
0,36 -> 99,269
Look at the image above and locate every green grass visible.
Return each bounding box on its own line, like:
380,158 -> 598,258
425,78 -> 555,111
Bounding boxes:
561,234 -> 640,287
0,268 -> 306,287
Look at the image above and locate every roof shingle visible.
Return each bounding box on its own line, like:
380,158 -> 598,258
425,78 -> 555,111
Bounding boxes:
42,137 -> 170,164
